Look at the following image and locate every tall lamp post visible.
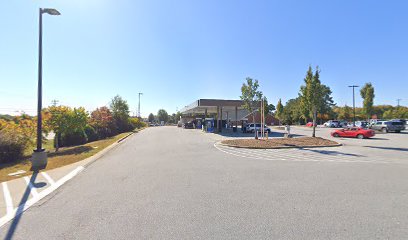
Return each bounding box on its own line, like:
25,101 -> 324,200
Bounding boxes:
32,8 -> 61,170
138,92 -> 143,118
348,85 -> 359,127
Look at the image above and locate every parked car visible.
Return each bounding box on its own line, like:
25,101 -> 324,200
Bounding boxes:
391,119 -> 407,126
348,121 -> 369,128
323,120 -> 340,128
183,121 -> 194,129
369,119 -> 385,126
338,121 -> 348,128
306,122 -> 317,127
245,123 -> 271,133
331,127 -> 375,139
370,120 -> 406,133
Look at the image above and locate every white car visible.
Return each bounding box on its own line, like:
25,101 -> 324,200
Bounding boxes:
245,123 -> 271,133
323,120 -> 340,128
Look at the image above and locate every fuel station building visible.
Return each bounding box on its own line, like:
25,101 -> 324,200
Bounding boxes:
180,99 -> 258,132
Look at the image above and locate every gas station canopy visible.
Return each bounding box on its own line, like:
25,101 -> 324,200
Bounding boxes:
180,99 -> 249,115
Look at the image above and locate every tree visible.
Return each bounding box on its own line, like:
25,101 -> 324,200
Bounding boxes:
45,106 -> 88,150
240,77 -> 262,137
45,105 -> 71,151
275,98 -> 284,125
318,85 -> 335,121
299,66 -> 333,137
110,95 -> 131,132
260,96 -> 275,115
157,109 -> 169,123
90,107 -> 115,138
360,83 -> 375,120
148,113 -> 155,123
338,105 -> 352,121
283,98 -> 303,125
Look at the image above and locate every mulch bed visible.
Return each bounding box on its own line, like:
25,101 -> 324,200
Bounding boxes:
221,137 -> 340,149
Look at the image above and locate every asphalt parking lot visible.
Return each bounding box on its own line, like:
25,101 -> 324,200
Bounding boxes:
1,126 -> 408,239
212,126 -> 408,164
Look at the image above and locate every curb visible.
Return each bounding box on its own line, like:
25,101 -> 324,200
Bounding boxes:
82,131 -> 136,168
218,142 -> 342,150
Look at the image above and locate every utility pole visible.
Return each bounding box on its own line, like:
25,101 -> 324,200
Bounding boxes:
51,99 -> 59,106
348,85 -> 359,127
397,99 -> 402,108
138,92 -> 143,118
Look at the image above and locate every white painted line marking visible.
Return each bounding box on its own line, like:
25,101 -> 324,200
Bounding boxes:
23,176 -> 39,198
0,166 -> 84,228
41,172 -> 55,185
2,182 -> 14,215
214,142 -> 395,164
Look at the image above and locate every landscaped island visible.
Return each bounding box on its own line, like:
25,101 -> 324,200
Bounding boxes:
221,137 -> 340,149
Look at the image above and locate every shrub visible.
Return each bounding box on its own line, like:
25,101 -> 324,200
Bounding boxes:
60,129 -> 88,147
84,125 -> 98,142
0,131 -> 27,164
0,119 -> 36,163
129,118 -> 146,129
90,107 -> 116,139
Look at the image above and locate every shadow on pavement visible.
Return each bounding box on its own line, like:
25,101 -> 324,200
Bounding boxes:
215,129 -> 305,138
298,148 -> 365,157
365,137 -> 389,140
48,146 -> 93,157
4,171 -> 46,240
364,146 -> 408,152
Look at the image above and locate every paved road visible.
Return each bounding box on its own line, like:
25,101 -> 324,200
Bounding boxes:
1,127 -> 408,239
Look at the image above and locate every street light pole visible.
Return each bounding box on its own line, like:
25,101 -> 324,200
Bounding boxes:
36,8 -> 43,152
348,85 -> 359,127
138,92 -> 143,118
32,8 -> 61,170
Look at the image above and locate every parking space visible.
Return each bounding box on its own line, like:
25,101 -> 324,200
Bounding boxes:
211,126 -> 408,165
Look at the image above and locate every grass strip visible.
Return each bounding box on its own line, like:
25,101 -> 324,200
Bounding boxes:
0,131 -> 139,183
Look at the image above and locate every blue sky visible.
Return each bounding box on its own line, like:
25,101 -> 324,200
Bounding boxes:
1,0 -> 407,117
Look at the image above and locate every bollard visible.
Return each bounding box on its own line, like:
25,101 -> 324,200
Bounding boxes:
266,131 -> 268,139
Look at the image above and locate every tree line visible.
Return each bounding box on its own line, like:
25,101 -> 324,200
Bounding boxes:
0,95 -> 146,163
147,109 -> 182,125
241,66 -> 405,137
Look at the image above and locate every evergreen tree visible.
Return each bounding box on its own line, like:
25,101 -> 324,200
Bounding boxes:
275,99 -> 284,125
299,66 -> 333,137
240,77 -> 262,137
360,83 -> 375,120
157,109 -> 169,123
148,113 -> 155,123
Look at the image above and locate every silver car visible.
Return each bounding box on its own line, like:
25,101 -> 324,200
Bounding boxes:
370,120 -> 406,133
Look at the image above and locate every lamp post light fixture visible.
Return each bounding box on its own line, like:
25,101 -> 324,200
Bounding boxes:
348,85 -> 359,127
32,8 -> 61,170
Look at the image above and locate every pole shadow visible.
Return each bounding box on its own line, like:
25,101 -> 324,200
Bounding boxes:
4,171 -> 46,240
364,146 -> 408,152
298,148 -> 365,157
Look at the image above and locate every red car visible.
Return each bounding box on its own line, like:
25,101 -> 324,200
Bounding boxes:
306,122 -> 317,127
331,127 -> 375,139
